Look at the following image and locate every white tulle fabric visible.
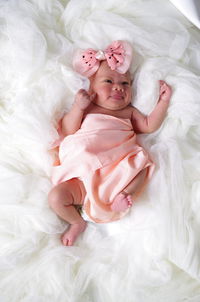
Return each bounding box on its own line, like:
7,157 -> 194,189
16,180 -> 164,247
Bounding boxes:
0,0 -> 200,301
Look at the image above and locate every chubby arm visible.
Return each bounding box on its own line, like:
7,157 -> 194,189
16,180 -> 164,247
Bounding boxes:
131,81 -> 172,133
61,89 -> 95,136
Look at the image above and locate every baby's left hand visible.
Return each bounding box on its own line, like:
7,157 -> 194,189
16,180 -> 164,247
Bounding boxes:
159,80 -> 172,102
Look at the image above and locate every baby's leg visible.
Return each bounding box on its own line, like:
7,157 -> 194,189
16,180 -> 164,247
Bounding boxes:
111,168 -> 147,212
48,178 -> 86,246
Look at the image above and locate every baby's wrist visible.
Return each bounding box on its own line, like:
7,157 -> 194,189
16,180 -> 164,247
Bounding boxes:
159,96 -> 170,103
73,101 -> 87,112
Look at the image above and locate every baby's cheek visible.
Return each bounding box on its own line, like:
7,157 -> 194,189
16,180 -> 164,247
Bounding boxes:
92,95 -> 100,105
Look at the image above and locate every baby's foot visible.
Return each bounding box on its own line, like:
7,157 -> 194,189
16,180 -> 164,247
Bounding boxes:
111,192 -> 133,212
61,220 -> 87,246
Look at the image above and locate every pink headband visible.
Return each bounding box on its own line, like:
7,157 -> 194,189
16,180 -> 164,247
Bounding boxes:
72,40 -> 132,77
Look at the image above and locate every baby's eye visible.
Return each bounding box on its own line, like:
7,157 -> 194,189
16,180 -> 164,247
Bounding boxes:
104,79 -> 112,83
122,81 -> 130,85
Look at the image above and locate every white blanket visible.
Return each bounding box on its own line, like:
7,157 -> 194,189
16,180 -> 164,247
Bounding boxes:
0,0 -> 200,301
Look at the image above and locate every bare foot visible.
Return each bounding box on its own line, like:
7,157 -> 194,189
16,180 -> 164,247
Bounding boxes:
111,192 -> 133,212
61,220 -> 87,246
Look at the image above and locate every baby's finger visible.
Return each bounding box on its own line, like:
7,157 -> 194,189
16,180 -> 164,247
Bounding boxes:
128,201 -> 133,207
159,83 -> 168,95
78,88 -> 86,94
159,80 -> 165,86
127,196 -> 133,207
90,93 -> 96,101
76,89 -> 86,98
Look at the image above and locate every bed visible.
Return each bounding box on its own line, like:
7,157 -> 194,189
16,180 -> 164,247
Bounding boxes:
0,0 -> 200,301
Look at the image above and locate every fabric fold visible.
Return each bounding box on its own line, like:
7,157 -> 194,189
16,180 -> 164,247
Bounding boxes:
52,113 -> 154,222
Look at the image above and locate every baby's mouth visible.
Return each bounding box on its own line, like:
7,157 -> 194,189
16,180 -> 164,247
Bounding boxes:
110,93 -> 124,100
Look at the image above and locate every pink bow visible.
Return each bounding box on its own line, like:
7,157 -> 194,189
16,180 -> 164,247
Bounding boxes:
73,40 -> 132,77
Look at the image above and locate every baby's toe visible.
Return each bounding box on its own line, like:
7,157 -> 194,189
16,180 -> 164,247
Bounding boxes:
127,195 -> 133,207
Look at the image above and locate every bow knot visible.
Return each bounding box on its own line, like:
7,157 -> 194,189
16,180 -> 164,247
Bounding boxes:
73,40 -> 132,77
95,50 -> 106,60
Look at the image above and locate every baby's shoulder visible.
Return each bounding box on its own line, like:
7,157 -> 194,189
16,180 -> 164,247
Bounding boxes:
119,105 -> 136,119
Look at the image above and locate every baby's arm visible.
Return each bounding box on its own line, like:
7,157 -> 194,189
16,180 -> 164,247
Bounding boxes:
132,81 -> 172,133
62,89 -> 95,136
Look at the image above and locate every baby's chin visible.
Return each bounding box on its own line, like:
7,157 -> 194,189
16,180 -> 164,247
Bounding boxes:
108,99 -> 132,110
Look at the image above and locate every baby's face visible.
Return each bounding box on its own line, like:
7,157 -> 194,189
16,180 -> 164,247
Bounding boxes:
89,61 -> 132,111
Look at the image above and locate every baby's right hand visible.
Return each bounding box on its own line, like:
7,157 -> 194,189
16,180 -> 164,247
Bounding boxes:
75,89 -> 96,111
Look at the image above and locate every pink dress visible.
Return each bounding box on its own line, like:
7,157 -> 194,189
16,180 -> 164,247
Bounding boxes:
52,113 -> 154,223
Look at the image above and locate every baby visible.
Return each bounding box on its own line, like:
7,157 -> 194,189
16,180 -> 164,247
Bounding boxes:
48,41 -> 172,246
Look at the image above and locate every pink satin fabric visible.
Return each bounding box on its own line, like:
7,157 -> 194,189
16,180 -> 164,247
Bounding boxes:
52,114 -> 154,223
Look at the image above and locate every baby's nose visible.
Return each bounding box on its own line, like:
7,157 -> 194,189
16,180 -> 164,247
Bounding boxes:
112,84 -> 124,92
